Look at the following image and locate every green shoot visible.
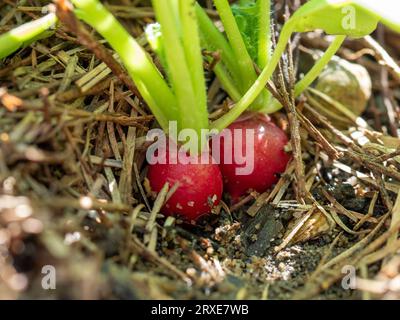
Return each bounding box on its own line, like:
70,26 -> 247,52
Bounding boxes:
294,36 -> 346,97
145,23 -> 168,78
71,0 -> 210,152
71,0 -> 177,132
195,3 -> 242,100
195,4 -> 239,83
354,0 -> 400,32
257,0 -> 271,69
210,0 -> 400,131
197,0 -> 270,112
214,0 -> 257,92
152,0 -> 208,138
267,35 -> 346,113
0,13 -> 57,60
290,0 -> 378,38
210,20 -> 293,131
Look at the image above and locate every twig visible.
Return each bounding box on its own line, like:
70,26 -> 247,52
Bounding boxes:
130,236 -> 191,284
229,192 -> 258,212
377,28 -> 399,137
269,22 -> 305,202
107,81 -> 122,161
386,192 -> 400,251
305,103 -> 363,153
305,103 -> 400,182
41,196 -> 130,212
20,99 -> 153,127
346,149 -> 400,182
274,208 -> 314,252
297,110 -> 343,160
363,35 -> 400,83
119,107 -> 137,205
134,162 -> 152,212
320,188 -> 358,223
322,214 -> 389,270
247,161 -> 295,217
54,0 -> 140,97
145,182 -> 169,232
374,147 -> 400,162
354,192 -> 379,231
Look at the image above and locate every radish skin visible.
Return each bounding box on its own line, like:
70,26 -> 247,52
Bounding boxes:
217,113 -> 291,202
147,143 -> 223,221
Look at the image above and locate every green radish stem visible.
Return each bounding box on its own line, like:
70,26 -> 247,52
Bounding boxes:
180,0 -> 208,119
196,4 -> 243,102
195,3 -> 241,86
198,1 -> 269,111
213,0 -> 258,92
152,0 -> 208,138
71,0 -> 177,132
211,21 -> 346,131
214,64 -> 243,101
257,0 -> 271,69
256,0 -> 272,107
267,35 -> 346,113
0,0 -> 358,140
73,0 -> 210,152
145,23 -> 169,79
211,21 -> 294,131
294,35 -> 346,96
0,13 -> 57,60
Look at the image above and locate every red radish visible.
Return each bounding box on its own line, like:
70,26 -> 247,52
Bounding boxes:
217,113 -> 291,202
147,143 -> 223,221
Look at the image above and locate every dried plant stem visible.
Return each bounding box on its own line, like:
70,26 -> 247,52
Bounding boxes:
274,37 -> 306,201
130,236 -> 191,284
54,0 -> 140,97
363,35 -> 400,83
297,110 -> 342,160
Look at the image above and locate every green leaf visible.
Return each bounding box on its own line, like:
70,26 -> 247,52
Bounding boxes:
231,0 -> 259,62
145,23 -> 168,72
289,0 -> 379,38
195,3 -> 239,80
214,0 -> 258,94
354,0 -> 400,33
0,13 -> 57,60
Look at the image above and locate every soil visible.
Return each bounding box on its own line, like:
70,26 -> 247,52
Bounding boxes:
9,180 -> 384,300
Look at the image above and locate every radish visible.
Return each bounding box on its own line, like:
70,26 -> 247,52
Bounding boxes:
217,113 -> 290,201
147,144 -> 223,221
69,0 -> 222,220
64,0 -> 398,221
196,0 -> 370,202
